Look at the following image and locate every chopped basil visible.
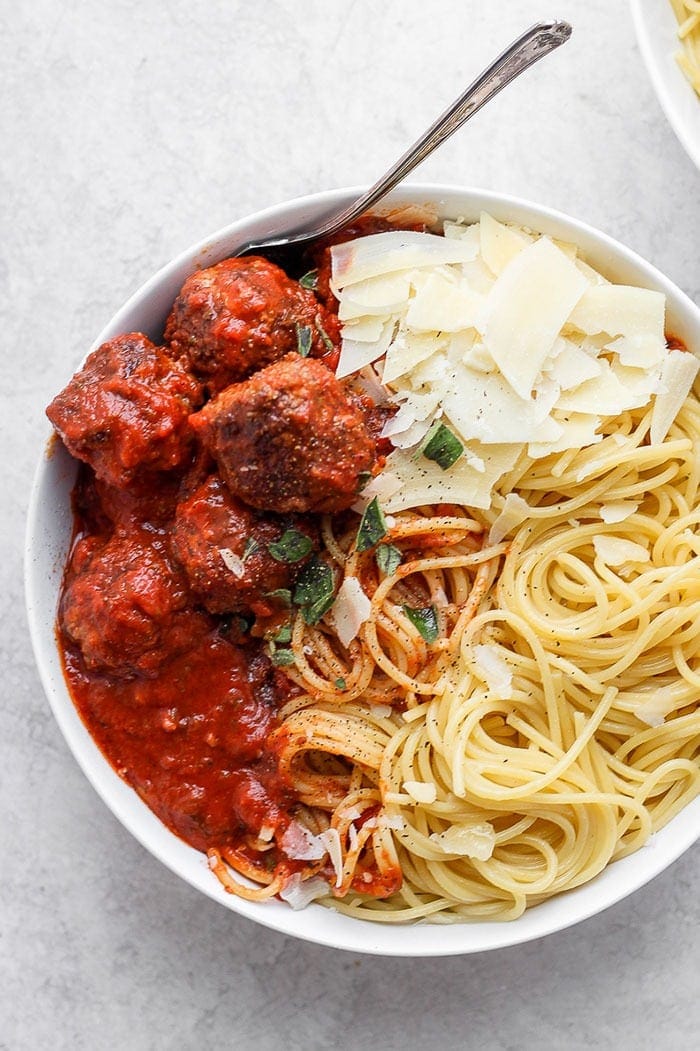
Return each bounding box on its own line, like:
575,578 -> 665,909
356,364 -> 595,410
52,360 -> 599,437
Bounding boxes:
296,323 -> 313,357
242,537 -> 259,561
376,542 -> 402,577
402,604 -> 439,644
299,268 -> 319,290
334,677 -> 347,689
315,316 -> 335,352
265,588 -> 292,608
293,556 -> 336,625
420,421 -> 464,470
268,529 -> 313,563
270,647 -> 296,666
356,470 -> 372,493
356,497 -> 388,552
272,623 -> 292,644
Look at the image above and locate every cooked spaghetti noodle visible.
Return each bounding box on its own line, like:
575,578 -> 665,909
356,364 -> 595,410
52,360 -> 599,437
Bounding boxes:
671,0 -> 700,94
252,391 -> 700,922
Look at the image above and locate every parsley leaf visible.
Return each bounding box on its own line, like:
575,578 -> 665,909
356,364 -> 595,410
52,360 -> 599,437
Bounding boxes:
293,556 -> 336,625
420,421 -> 464,470
376,543 -> 402,577
299,269 -> 319,290
268,529 -> 313,563
356,497 -> 388,552
402,604 -> 439,644
296,323 -> 313,357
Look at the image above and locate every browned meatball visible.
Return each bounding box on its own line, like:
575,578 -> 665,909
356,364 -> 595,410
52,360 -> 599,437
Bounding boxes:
61,530 -> 209,678
163,255 -> 340,393
47,333 -> 203,488
171,474 -> 317,616
191,354 -> 376,514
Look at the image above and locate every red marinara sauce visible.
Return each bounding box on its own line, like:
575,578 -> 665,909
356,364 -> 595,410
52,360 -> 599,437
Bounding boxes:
60,469 -> 300,856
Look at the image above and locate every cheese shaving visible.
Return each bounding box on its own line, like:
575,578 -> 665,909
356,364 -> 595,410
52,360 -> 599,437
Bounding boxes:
331,576 -> 372,647
429,822 -> 496,860
330,217 -> 677,515
219,548 -> 245,578
593,536 -> 650,566
402,780 -> 437,804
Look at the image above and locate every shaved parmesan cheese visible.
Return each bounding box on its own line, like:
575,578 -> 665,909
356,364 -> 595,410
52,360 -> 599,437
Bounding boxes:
650,349 -> 700,444
600,501 -> 638,523
336,318 -> 395,379
352,471 -> 403,512
441,362 -> 560,445
473,644 -> 513,697
528,413 -> 603,459
318,828 -> 344,888
605,333 -> 665,370
279,874 -> 328,910
405,271 -> 483,333
402,780 -> 437,804
635,689 -> 677,728
370,704 -> 393,719
382,331 -> 447,385
331,217 -> 673,515
569,284 -> 665,342
331,577 -> 371,647
332,230 -> 482,288
281,821 -> 326,860
383,442 -> 521,512
378,813 -> 406,831
337,272 -> 412,317
481,237 -> 588,399
479,211 -> 530,276
430,822 -> 496,860
593,536 -> 650,566
219,548 -> 245,578
488,493 -> 531,543
543,338 -> 602,390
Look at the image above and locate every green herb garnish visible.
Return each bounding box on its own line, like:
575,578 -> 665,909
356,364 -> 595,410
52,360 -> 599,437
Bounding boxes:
402,604 -> 439,644
296,323 -> 313,357
268,529 -> 313,564
293,556 -> 336,625
376,542 -> 402,577
272,623 -> 292,644
242,537 -> 259,561
356,470 -> 372,493
356,497 -> 388,553
334,677 -> 347,689
299,269 -> 319,290
315,316 -> 335,352
265,588 -> 292,608
270,647 -> 296,667
420,421 -> 464,471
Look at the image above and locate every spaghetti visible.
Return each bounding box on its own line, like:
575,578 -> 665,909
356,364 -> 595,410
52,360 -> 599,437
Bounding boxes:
671,0 -> 700,94
256,389 -> 700,921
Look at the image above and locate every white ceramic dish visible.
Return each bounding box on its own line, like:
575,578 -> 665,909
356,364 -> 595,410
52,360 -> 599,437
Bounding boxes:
631,0 -> 700,170
25,184 -> 700,956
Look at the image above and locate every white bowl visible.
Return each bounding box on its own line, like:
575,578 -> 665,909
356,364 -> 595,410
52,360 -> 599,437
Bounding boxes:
25,185 -> 700,956
631,0 -> 700,170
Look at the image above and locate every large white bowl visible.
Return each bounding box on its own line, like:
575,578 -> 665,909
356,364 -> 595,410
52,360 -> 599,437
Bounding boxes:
631,0 -> 700,170
25,185 -> 700,956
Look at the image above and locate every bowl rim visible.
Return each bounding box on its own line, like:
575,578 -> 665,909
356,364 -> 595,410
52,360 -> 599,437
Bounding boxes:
26,182 -> 700,956
630,0 -> 700,172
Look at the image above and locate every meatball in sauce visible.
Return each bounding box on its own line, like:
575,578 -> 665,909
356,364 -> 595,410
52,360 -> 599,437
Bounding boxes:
47,333 -> 202,488
164,255 -> 341,394
192,353 -> 377,514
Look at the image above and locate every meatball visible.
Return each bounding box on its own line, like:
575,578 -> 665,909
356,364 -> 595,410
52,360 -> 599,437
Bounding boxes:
61,530 -> 208,678
47,333 -> 203,488
163,255 -> 340,393
191,354 -> 376,514
171,474 -> 317,616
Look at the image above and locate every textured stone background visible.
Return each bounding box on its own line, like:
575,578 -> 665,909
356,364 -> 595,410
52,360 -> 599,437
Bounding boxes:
2,1 -> 699,1048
